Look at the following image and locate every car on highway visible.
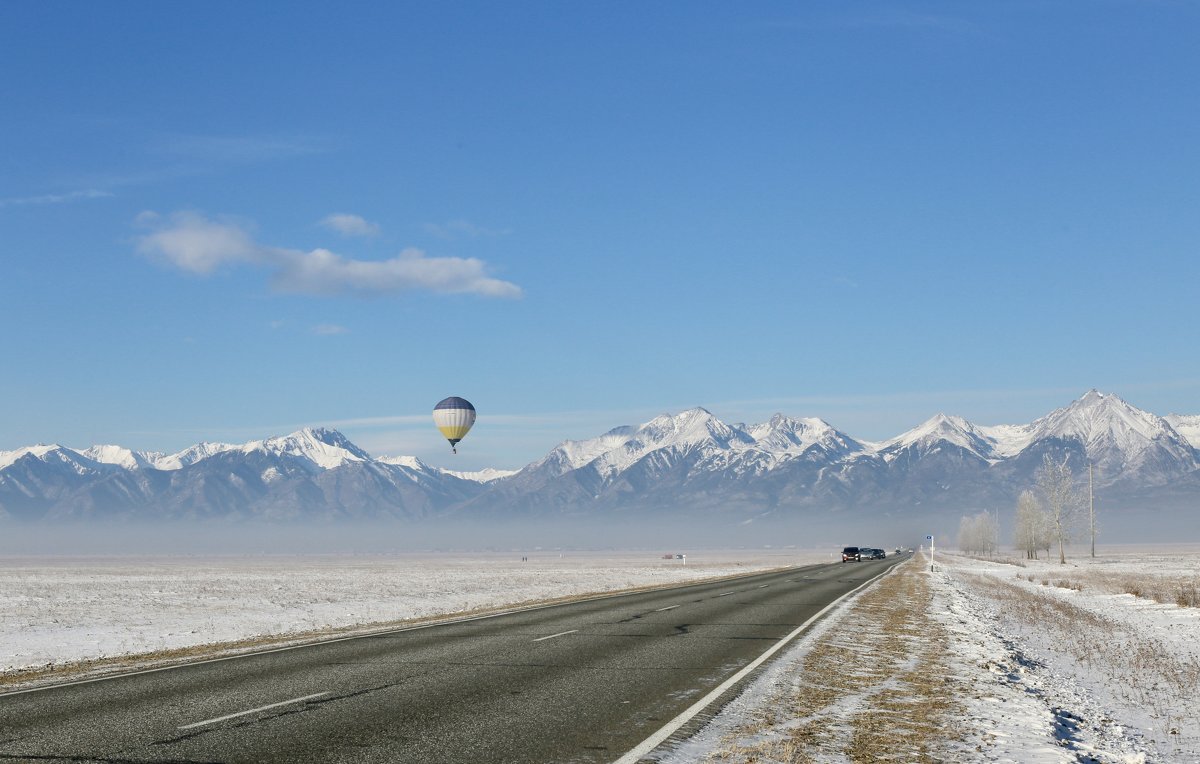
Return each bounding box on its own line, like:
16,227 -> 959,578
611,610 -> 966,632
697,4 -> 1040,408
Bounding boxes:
841,546 -> 861,562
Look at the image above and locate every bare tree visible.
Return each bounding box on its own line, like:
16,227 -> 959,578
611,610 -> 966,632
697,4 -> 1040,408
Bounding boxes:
1014,489 -> 1049,560
955,513 -> 974,554
1036,453 -> 1081,564
957,511 -> 999,555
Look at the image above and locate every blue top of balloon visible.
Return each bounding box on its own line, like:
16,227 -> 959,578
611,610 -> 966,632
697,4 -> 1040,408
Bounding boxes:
434,397 -> 475,411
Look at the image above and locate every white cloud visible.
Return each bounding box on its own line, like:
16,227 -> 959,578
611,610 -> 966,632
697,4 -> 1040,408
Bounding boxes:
136,211 -> 523,299
320,213 -> 381,238
0,189 -> 112,208
271,247 -> 523,298
313,324 -> 349,336
135,211 -> 258,274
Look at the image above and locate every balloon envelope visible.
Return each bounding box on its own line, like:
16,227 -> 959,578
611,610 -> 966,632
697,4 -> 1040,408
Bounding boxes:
432,397 -> 476,449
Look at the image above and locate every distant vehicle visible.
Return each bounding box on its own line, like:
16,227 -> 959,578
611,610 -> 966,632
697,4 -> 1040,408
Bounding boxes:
860,547 -> 885,560
842,546 -> 861,562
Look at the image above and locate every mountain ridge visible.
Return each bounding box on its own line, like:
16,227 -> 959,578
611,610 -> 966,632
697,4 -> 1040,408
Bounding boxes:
2,391 -> 1197,523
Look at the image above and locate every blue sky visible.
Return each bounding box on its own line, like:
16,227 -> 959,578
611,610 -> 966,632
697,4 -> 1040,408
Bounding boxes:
2,1 -> 1198,469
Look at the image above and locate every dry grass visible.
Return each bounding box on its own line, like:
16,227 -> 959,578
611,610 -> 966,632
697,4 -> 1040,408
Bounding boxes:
1013,569 -> 1200,608
964,554 -> 1026,567
701,562 -> 962,763
961,572 -> 1200,743
1177,581 -> 1200,608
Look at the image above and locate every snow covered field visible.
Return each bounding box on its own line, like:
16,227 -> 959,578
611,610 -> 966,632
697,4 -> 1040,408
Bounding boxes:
944,548 -> 1200,762
662,546 -> 1200,763
0,549 -> 820,682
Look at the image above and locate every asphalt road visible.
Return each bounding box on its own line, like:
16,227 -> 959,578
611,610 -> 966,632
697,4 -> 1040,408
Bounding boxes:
0,555 -> 904,764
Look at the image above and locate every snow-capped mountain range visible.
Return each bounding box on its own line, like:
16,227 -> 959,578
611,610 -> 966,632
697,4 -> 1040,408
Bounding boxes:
2,391 -> 1197,523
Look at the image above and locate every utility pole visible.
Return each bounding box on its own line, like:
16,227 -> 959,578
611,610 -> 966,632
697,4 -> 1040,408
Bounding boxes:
1089,462 -> 1096,558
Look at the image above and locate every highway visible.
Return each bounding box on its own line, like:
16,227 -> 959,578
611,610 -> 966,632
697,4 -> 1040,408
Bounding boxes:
0,555 -> 904,763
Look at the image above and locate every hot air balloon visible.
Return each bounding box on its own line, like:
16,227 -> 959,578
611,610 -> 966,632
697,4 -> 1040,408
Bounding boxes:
432,397 -> 476,454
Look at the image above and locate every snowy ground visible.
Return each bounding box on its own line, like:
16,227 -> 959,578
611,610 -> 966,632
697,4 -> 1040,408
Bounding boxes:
0,549 -> 824,682
944,549 -> 1200,762
7,546 -> 1196,761
659,547 -> 1200,763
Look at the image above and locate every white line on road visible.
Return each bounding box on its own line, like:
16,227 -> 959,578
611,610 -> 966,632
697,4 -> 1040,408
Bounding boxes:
179,693 -> 329,730
717,592 -> 735,597
653,605 -> 680,612
532,630 -> 578,642
757,584 -> 770,588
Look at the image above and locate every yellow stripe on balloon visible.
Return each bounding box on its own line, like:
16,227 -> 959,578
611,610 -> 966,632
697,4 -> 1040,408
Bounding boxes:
437,425 -> 473,440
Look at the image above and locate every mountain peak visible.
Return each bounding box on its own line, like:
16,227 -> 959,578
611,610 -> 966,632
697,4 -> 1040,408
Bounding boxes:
746,414 -> 858,457
638,407 -> 749,449
298,426 -> 359,448
376,454 -> 432,471
0,444 -> 66,470
1039,390 -> 1158,434
881,412 -> 996,461
82,445 -> 163,470
250,427 -> 371,468
1073,389 -> 1121,408
1029,390 -> 1193,469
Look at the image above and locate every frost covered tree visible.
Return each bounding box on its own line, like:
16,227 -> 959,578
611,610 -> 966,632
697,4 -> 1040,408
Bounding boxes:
1036,453 -> 1081,564
957,511 -> 998,555
956,515 -> 974,554
1013,490 -> 1050,559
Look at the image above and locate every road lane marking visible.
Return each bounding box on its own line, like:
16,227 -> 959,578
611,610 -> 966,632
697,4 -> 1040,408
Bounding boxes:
653,605 -> 680,612
757,584 -> 770,588
717,592 -> 735,597
532,629 -> 578,642
179,693 -> 328,730
613,560 -> 902,764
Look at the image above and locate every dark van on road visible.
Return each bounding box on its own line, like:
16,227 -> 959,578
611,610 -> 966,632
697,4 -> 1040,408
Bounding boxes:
842,546 -> 861,562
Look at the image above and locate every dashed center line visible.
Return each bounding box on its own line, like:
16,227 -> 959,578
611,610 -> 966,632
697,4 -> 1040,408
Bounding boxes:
757,584 -> 770,588
717,592 -> 736,597
654,605 -> 680,612
179,692 -> 329,730
532,630 -> 578,642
